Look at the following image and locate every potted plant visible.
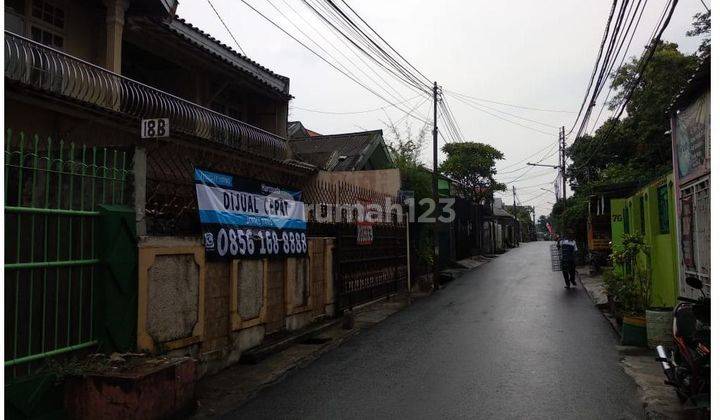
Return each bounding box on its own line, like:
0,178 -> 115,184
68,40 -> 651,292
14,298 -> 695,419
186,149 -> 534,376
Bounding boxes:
609,233 -> 651,347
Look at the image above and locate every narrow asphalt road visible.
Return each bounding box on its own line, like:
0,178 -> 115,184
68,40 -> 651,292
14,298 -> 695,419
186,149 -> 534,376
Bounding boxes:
227,242 -> 643,419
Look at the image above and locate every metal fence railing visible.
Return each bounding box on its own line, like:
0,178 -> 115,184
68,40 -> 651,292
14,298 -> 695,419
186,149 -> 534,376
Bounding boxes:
4,30 -> 290,162
4,130 -> 131,378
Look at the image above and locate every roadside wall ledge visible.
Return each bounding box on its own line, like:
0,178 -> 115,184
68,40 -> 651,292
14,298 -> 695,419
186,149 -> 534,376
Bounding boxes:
138,235 -> 202,248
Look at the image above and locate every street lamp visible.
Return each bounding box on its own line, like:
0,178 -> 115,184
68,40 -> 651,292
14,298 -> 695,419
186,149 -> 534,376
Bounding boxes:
527,162 -> 560,169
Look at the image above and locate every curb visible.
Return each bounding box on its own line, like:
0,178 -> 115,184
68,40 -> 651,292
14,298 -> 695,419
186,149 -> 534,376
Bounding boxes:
240,318 -> 342,364
577,275 -> 621,337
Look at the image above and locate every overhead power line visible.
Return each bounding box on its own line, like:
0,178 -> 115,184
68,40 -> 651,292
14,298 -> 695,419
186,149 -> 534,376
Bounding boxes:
277,0 -> 411,103
298,0 -> 430,95
292,95 -> 422,115
590,0 -> 649,133
572,0 -> 680,171
496,141 -> 557,172
522,189 -> 555,203
237,0 -> 429,124
207,0 -> 247,55
451,93 -> 556,136
338,0 -> 433,85
574,0 -> 636,138
444,89 -> 575,114
566,0 -> 620,135
447,91 -> 559,128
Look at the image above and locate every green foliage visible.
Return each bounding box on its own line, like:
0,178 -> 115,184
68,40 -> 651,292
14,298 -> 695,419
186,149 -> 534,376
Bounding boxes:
513,205 -> 533,224
439,142 -> 505,204
609,232 -> 650,267
385,121 -> 436,267
602,269 -> 623,298
609,232 -> 652,314
563,39 -> 698,242
385,121 -> 433,201
416,227 -> 435,266
549,195 -> 587,236
687,11 -> 710,57
537,215 -> 549,233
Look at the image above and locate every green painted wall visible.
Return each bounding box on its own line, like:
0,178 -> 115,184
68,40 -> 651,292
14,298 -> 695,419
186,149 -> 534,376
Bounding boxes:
609,174 -> 678,308
610,199 -> 625,276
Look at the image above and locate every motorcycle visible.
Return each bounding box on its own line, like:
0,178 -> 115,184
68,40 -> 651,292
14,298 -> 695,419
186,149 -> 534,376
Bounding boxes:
655,276 -> 710,411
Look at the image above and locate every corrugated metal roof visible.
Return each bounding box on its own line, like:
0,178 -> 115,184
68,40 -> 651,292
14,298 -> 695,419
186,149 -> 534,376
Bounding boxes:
289,130 -> 385,171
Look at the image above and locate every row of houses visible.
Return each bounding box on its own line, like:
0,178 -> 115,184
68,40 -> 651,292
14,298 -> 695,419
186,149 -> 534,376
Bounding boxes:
584,55 -> 710,304
3,1 -> 534,417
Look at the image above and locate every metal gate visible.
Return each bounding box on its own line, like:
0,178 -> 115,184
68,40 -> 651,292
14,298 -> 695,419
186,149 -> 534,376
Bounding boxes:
4,130 -> 131,379
679,176 -> 710,297
334,223 -> 407,310
304,180 -> 408,311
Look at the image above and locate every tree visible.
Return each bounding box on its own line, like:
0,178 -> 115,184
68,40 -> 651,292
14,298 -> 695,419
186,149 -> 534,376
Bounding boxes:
567,42 -> 698,192
385,120 -> 432,200
439,142 -> 506,205
687,11 -> 710,57
537,215 -> 550,233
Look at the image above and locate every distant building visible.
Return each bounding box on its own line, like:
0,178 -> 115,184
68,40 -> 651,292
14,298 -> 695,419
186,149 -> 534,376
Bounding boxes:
289,128 -> 394,171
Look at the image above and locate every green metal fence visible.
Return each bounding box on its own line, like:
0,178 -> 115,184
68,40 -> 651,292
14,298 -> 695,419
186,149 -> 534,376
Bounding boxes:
4,130 -> 131,378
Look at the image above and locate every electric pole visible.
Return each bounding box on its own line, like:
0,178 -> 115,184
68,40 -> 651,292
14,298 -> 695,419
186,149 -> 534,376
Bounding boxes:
560,126 -> 567,235
561,126 -> 567,204
432,82 -> 439,290
512,185 -> 517,245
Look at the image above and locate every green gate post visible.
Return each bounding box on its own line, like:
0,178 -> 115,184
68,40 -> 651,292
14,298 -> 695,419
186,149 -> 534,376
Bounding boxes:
95,204 -> 138,352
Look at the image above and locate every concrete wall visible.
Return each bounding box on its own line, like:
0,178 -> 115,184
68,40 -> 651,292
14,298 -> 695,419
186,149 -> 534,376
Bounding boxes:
315,169 -> 402,197
137,236 -> 335,377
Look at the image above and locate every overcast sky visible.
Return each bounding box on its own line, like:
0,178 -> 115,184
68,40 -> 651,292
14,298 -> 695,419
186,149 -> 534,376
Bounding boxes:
178,0 -> 704,216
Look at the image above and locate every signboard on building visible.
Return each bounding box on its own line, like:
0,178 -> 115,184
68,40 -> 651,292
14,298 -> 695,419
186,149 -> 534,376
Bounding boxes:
355,200 -> 374,245
672,91 -> 710,184
141,118 -> 170,138
357,221 -> 373,245
194,168 -> 307,259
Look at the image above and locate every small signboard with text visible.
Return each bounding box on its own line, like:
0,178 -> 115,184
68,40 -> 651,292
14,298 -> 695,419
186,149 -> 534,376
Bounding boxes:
356,221 -> 373,245
195,168 -> 307,259
356,200 -> 374,245
141,118 -> 170,138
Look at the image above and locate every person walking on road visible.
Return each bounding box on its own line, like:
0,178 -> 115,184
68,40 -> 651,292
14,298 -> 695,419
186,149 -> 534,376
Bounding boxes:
557,232 -> 578,288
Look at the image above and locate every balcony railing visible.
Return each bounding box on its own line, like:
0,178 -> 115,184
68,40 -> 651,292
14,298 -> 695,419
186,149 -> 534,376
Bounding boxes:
4,31 -> 290,162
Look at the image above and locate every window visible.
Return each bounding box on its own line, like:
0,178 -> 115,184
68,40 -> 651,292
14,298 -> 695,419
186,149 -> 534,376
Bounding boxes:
657,185 -> 670,234
639,196 -> 645,233
31,0 -> 64,29
30,26 -> 63,49
29,0 -> 64,49
623,207 -> 629,234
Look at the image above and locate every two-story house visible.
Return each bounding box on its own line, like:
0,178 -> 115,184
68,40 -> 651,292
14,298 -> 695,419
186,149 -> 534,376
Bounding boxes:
5,0 -> 315,234
4,2 -> 321,413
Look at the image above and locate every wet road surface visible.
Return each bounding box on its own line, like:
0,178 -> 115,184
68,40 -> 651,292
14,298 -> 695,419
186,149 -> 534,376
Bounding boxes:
227,241 -> 643,419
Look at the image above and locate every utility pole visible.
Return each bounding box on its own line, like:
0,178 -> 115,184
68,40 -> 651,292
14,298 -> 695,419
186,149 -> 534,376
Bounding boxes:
512,185 -> 518,245
432,81 -> 439,290
532,206 -> 536,241
560,126 -> 567,235
561,126 -> 567,204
